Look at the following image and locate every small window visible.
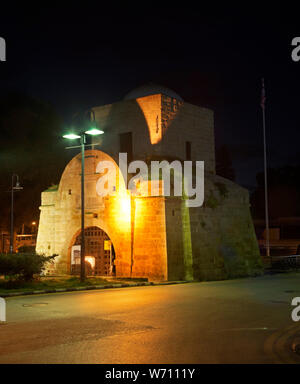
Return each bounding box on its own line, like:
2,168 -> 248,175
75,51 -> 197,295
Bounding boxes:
93,213 -> 98,219
68,189 -> 72,195
186,141 -> 191,160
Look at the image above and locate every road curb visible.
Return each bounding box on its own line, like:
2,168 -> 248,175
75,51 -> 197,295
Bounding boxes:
0,280 -> 190,298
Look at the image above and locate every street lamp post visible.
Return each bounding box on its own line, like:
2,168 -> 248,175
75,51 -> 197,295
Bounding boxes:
10,174 -> 23,253
63,116 -> 103,282
31,222 -> 37,233
80,133 -> 86,282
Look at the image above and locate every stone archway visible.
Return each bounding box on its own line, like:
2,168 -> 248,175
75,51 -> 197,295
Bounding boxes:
37,148 -> 168,280
70,226 -> 115,276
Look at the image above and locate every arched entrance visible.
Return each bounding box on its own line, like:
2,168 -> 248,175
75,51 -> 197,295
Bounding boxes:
70,226 -> 116,276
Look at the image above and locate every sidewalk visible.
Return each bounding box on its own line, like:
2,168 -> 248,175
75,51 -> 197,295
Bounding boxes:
0,280 -> 190,298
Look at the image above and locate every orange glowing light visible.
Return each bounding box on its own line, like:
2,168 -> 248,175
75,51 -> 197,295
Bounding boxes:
136,96 -> 162,144
120,195 -> 131,216
85,256 -> 95,268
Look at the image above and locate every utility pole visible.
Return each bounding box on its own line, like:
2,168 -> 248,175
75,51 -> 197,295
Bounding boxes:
10,174 -> 23,253
63,111 -> 104,281
80,134 -> 86,282
261,78 -> 270,257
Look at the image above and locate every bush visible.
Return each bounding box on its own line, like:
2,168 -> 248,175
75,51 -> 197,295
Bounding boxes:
17,245 -> 36,253
0,253 -> 57,281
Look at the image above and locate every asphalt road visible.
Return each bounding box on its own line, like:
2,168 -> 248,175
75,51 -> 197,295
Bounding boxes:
1,273 -> 300,364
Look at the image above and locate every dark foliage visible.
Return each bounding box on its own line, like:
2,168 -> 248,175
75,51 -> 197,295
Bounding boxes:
251,165 -> 300,219
17,245 -> 36,253
0,252 -> 57,281
0,92 -> 73,231
216,145 -> 235,181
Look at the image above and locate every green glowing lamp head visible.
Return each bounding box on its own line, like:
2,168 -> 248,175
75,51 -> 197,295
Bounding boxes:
85,128 -> 104,136
63,133 -> 81,139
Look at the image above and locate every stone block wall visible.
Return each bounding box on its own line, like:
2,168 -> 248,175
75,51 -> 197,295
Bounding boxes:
92,93 -> 215,172
36,187 -> 57,274
164,197 -> 193,281
132,196 -> 168,280
161,95 -> 215,173
188,175 -> 262,280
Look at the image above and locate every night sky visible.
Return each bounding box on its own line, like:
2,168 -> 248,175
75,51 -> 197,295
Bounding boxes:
1,2 -> 300,189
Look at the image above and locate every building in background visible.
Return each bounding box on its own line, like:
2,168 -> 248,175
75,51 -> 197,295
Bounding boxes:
16,233 -> 37,252
255,217 -> 300,256
0,231 -> 10,253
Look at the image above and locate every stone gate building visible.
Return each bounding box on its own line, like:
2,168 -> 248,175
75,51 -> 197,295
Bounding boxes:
36,84 -> 262,281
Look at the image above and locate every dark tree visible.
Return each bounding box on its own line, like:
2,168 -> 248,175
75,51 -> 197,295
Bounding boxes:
216,145 -> 235,181
251,165 -> 300,219
0,92 -> 73,231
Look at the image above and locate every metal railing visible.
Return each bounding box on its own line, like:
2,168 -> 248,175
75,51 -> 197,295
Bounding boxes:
269,255 -> 300,270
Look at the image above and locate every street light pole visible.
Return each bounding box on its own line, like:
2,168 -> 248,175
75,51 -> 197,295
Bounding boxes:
80,134 -> 86,282
261,78 -> 270,258
10,177 -> 14,253
10,174 -> 23,253
63,113 -> 104,282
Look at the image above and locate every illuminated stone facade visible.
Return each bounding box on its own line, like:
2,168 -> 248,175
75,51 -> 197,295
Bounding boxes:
36,85 -> 262,281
